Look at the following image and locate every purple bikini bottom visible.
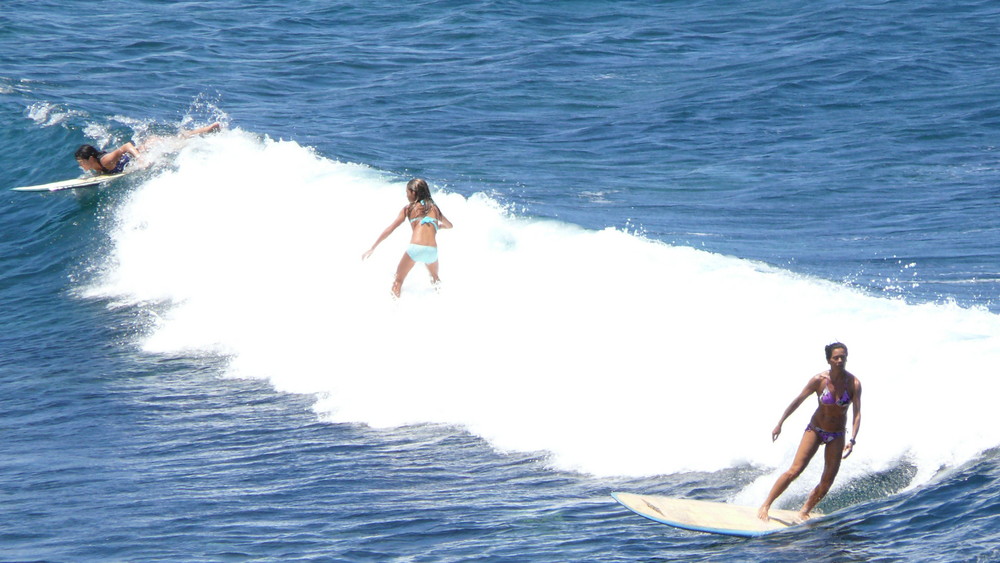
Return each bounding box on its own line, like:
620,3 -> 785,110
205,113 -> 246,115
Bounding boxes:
806,424 -> 845,444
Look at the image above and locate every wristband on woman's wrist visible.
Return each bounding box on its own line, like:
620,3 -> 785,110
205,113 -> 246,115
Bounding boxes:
849,438 -> 856,445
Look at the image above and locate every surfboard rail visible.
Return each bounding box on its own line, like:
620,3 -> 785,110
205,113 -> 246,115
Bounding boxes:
11,173 -> 126,192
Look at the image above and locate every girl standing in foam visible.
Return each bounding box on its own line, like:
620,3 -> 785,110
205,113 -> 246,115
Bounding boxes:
362,178 -> 453,297
757,342 -> 862,522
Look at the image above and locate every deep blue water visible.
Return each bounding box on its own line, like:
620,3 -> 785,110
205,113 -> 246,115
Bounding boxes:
4,1 -> 1000,561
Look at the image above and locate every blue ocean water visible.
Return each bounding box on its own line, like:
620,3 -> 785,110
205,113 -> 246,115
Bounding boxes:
3,1 -> 1000,560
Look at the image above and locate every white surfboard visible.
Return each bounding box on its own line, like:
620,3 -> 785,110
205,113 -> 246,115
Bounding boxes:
612,492 -> 820,538
11,173 -> 126,192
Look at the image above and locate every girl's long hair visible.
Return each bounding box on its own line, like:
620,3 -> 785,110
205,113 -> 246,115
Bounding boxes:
406,178 -> 435,217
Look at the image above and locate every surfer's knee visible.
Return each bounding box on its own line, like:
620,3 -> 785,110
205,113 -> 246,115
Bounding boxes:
783,464 -> 807,481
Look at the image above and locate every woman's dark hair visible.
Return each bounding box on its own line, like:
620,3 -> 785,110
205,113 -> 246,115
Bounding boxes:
825,342 -> 848,360
74,144 -> 105,162
406,178 -> 434,216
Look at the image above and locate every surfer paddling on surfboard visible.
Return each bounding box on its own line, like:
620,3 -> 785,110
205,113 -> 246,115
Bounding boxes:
74,122 -> 222,175
757,342 -> 862,523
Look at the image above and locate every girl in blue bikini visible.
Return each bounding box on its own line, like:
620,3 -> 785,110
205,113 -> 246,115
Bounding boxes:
757,342 -> 863,522
362,178 -> 453,297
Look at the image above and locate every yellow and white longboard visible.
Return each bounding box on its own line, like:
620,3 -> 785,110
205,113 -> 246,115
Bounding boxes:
612,492 -> 820,538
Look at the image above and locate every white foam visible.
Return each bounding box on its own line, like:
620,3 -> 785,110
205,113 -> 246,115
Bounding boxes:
27,102 -> 84,127
85,129 -> 1000,499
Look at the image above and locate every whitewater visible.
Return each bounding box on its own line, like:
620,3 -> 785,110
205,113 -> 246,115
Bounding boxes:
78,129 -> 1000,509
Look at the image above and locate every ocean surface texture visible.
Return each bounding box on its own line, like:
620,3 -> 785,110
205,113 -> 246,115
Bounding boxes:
3,1 -> 1000,561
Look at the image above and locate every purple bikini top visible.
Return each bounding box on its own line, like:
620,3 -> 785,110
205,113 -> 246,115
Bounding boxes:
819,385 -> 851,407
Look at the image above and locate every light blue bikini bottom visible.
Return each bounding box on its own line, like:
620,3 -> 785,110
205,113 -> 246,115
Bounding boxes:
406,244 -> 438,264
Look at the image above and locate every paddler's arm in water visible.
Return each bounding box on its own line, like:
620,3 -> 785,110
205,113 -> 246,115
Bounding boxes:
771,376 -> 822,441
843,378 -> 863,459
361,207 -> 407,260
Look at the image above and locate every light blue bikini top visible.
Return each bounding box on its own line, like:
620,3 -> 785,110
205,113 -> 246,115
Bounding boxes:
409,201 -> 439,231
410,215 -> 438,231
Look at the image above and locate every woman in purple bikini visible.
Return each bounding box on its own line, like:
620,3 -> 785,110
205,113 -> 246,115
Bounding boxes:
757,342 -> 862,522
362,178 -> 453,297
